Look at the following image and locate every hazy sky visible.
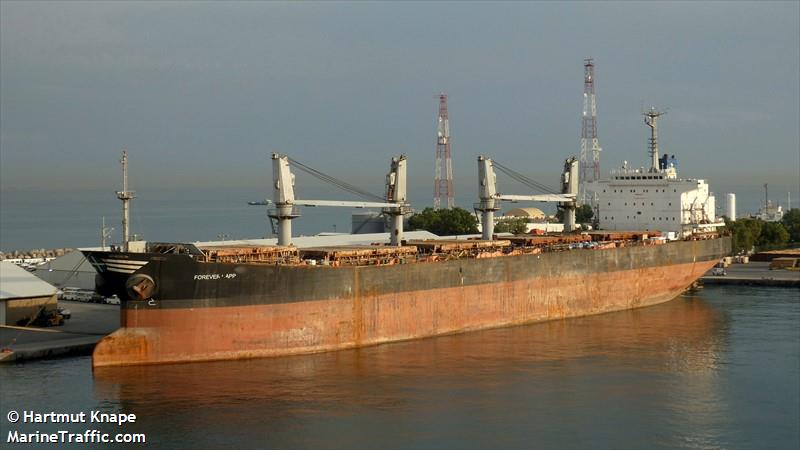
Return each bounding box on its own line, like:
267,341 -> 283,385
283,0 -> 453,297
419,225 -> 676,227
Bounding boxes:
1,1 -> 798,208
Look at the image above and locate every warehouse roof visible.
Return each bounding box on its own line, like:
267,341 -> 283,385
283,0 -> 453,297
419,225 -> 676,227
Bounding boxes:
34,250 -> 96,274
0,261 -> 57,300
504,207 -> 546,219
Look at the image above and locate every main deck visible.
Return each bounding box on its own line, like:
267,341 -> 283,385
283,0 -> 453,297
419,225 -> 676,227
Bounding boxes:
144,230 -> 706,268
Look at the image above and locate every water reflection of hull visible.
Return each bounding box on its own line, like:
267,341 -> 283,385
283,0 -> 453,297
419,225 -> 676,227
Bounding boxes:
92,296 -> 729,446
89,237 -> 729,367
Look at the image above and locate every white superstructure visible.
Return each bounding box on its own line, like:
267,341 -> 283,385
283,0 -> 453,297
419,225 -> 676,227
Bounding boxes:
587,108 -> 724,238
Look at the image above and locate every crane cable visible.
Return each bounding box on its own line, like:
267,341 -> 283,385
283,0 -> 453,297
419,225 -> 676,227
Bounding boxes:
286,157 -> 385,203
491,161 -> 560,195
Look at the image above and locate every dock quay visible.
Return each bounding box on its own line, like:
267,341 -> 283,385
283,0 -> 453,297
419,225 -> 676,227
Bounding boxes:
700,261 -> 800,287
0,301 -> 119,363
748,248 -> 800,262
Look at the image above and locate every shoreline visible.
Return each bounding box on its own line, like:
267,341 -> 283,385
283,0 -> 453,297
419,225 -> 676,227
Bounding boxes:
699,277 -> 799,287
699,261 -> 800,288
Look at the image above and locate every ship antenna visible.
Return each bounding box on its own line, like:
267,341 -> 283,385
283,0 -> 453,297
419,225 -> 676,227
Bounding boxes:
116,150 -> 136,252
643,107 -> 666,172
100,216 -> 114,251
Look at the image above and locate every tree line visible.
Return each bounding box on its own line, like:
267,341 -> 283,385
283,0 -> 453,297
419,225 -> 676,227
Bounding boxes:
724,208 -> 800,254
406,205 -> 592,236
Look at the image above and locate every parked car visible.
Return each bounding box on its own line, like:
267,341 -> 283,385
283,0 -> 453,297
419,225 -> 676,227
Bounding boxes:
57,307 -> 71,320
59,287 -> 97,302
58,287 -> 82,301
18,308 -> 64,327
710,267 -> 727,276
105,295 -> 121,305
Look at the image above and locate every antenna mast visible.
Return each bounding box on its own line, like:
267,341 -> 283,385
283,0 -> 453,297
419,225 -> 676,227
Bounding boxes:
579,58 -> 601,203
643,107 -> 666,172
434,93 -> 454,209
100,217 -> 114,250
116,150 -> 136,251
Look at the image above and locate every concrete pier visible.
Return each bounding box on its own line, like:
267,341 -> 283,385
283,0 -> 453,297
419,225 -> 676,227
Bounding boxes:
700,261 -> 800,287
0,301 -> 119,363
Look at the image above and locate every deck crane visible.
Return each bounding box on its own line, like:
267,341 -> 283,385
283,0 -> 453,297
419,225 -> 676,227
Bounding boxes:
476,156 -> 579,239
270,153 -> 409,246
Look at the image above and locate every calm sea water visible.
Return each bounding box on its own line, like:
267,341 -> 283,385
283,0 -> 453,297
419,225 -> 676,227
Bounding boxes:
1,285 -> 798,449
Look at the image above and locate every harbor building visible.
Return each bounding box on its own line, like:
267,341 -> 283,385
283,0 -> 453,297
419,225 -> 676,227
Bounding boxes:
754,201 -> 784,222
501,208 -> 564,234
0,261 -> 58,325
32,250 -> 98,291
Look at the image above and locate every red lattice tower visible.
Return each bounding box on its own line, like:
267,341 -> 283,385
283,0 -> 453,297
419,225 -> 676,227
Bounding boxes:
434,93 -> 454,209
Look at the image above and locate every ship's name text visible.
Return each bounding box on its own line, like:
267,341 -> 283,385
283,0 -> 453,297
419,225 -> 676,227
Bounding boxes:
193,273 -> 237,280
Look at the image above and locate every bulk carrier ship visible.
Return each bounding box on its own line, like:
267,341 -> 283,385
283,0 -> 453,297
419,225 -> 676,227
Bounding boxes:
85,114 -> 730,367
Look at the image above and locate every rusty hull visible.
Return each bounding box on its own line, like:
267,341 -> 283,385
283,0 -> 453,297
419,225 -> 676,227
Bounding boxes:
92,237 -> 729,367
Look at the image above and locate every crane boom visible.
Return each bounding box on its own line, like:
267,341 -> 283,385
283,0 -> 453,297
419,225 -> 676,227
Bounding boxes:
495,194 -> 575,203
292,199 -> 402,209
